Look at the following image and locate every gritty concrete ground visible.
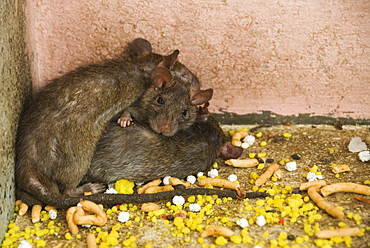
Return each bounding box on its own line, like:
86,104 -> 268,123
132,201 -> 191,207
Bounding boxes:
3,124 -> 370,248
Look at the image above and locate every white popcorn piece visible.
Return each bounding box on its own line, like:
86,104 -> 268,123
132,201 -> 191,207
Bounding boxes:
105,187 -> 118,194
241,143 -> 250,149
18,240 -> 32,248
189,203 -> 201,212
236,218 -> 249,228
286,161 -> 297,171
207,169 -> 219,178
316,175 -> 324,180
197,172 -> 204,177
117,211 -> 130,223
348,137 -> 367,152
243,135 -> 256,145
306,172 -> 316,182
163,176 -> 171,185
256,215 -> 266,226
228,174 -> 238,182
48,209 -> 57,220
186,175 -> 196,184
359,150 -> 370,162
172,195 -> 185,205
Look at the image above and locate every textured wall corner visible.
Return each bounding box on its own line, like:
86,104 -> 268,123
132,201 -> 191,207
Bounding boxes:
0,0 -> 31,242
26,0 -> 370,122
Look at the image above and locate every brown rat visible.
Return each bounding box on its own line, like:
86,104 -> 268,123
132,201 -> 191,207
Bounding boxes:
117,70 -> 213,136
117,39 -> 213,135
16,105 -> 260,209
84,105 -> 243,185
15,40 -> 212,208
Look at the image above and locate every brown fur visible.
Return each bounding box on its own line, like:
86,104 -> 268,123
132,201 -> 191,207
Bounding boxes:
15,41 -> 208,208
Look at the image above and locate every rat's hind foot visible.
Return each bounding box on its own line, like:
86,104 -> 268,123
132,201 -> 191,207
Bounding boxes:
64,183 -> 107,197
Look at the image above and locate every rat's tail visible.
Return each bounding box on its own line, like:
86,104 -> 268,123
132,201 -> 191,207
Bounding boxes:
17,184 -> 269,209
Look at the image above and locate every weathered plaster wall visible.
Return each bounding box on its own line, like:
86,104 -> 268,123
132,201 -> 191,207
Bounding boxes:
26,0 -> 370,122
0,0 -> 31,242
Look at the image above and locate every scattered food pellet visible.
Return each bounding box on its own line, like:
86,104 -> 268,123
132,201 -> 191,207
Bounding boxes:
189,203 -> 201,212
283,133 -> 292,138
117,212 -> 130,223
236,218 -> 249,228
359,150 -> 370,162
207,169 -> 219,178
306,172 -> 323,182
114,179 -> 135,194
291,153 -> 301,160
256,215 -> 266,226
48,209 -> 57,220
105,187 -> 118,194
186,175 -> 196,184
331,164 -> 350,174
172,196 -> 185,206
163,176 -> 171,185
18,240 -> 32,248
243,135 -> 256,145
348,137 -> 367,152
197,172 -> 204,177
228,174 -> 238,182
141,203 -> 160,212
286,161 -> 297,171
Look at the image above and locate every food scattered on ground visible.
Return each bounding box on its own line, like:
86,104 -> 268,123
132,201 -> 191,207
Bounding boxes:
137,179 -> 162,194
3,124 -> 370,248
255,163 -> 280,186
315,227 -> 361,239
31,205 -> 42,224
141,203 -> 160,212
331,164 -> 351,174
320,183 -> 370,196
225,157 -> 266,168
198,177 -> 240,190
231,129 -> 249,147
200,226 -> 234,238
307,186 -> 345,219
299,180 -> 327,191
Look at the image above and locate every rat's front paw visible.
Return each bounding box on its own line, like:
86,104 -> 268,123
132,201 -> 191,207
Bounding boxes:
117,116 -> 132,127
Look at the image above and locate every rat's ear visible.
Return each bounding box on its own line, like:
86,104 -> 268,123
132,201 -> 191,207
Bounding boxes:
158,50 -> 179,69
190,88 -> 213,106
197,102 -> 210,121
219,142 -> 243,160
128,38 -> 152,58
151,67 -> 173,89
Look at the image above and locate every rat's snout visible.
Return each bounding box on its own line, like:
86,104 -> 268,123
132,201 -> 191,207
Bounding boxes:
159,123 -> 171,134
152,115 -> 178,136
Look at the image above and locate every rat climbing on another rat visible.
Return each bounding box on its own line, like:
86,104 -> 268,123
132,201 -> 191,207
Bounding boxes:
15,39 -> 212,208
117,38 -> 213,136
85,103 -> 243,185
17,103 -> 269,209
117,65 -> 213,136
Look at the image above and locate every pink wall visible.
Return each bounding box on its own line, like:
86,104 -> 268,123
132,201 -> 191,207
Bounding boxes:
26,0 -> 370,120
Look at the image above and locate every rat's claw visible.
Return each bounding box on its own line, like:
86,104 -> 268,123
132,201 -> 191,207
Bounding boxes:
117,117 -> 132,128
236,187 -> 247,200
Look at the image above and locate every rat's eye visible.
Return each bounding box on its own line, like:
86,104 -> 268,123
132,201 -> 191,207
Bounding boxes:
157,97 -> 165,105
182,109 -> 188,117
